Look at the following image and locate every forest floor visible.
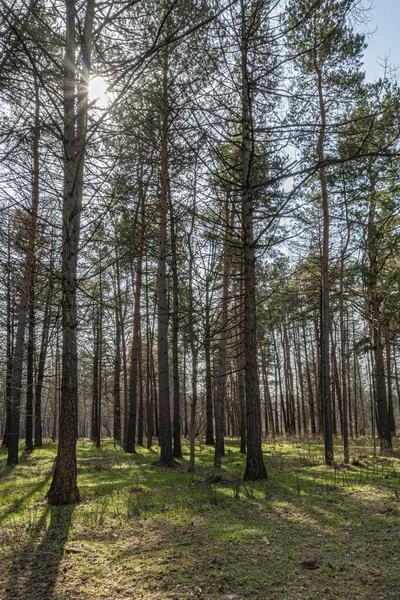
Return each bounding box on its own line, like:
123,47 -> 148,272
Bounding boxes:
0,437 -> 399,600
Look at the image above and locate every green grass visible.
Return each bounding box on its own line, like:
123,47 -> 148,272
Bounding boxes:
0,437 -> 399,599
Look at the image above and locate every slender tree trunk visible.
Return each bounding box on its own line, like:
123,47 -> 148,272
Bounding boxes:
52,340 -> 59,443
7,71 -> 41,465
34,257 -> 54,448
48,0 -> 95,504
113,299 -> 122,445
204,276 -> 214,445
367,181 -> 392,454
97,268 -> 103,448
339,199 -> 350,462
2,221 -> 13,448
314,53 -> 333,465
241,0 -> 267,480
126,206 -> 144,453
170,202 -> 182,458
157,46 -> 173,465
386,330 -> 396,435
352,325 -> 359,439
91,308 -> 99,442
331,327 -> 343,436
303,323 -> 316,436
25,270 -> 35,452
187,204 -> 198,471
295,324 -> 307,436
238,313 -> 247,452
146,262 -> 154,449
214,198 -> 234,467
137,334 -> 144,446
283,317 -> 295,434
115,251 -> 128,444
394,345 -> 400,415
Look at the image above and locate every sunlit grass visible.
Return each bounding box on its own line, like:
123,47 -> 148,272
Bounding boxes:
0,436 -> 399,599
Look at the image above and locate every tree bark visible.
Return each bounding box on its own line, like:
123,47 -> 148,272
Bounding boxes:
314,52 -> 333,465
367,176 -> 392,454
241,0 -> 267,481
157,45 -> 173,466
7,69 -> 41,465
170,202 -> 182,458
48,0 -> 95,504
25,269 -> 35,452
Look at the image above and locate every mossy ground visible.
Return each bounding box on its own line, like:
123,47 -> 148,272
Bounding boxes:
0,437 -> 399,600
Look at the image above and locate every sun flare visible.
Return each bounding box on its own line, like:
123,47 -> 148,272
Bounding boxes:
89,75 -> 109,108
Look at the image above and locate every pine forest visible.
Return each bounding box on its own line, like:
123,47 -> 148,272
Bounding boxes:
0,1 -> 399,599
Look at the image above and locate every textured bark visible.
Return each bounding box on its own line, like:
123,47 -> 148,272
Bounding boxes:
204,277 -> 214,445
314,52 -> 333,466
25,271 -> 35,452
113,302 -> 122,445
238,266 -> 247,451
2,223 -> 13,448
115,251 -> 127,444
214,199 -> 234,468
170,203 -> 182,458
97,270 -> 103,448
52,341 -> 59,443
137,335 -> 144,446
48,0 -> 95,504
157,46 -> 173,465
352,323 -> 359,438
339,199 -> 350,462
187,206 -> 198,471
126,231 -> 144,453
241,0 -> 267,481
91,308 -> 99,442
34,263 -> 53,448
146,269 -> 154,449
386,331 -> 396,435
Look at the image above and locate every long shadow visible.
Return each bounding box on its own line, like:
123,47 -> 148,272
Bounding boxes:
0,475 -> 52,526
4,504 -> 75,600
0,452 -> 55,526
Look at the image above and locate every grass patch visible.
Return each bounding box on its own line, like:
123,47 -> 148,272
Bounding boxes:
0,436 -> 399,599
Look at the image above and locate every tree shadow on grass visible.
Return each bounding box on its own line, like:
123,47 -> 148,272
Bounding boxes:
0,473 -> 52,526
4,504 -> 75,600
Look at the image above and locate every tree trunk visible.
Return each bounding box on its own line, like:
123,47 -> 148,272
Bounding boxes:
126,207 -> 144,453
204,276 -> 214,445
2,220 -> 13,448
48,0 -> 95,504
25,270 -> 35,452
91,307 -> 99,442
314,53 -> 333,465
170,202 -> 182,458
241,0 -> 267,480
113,301 -> 122,445
157,46 -> 173,466
367,180 -> 392,454
303,324 -> 316,436
386,330 -> 396,435
7,70 -> 41,465
214,198 -> 234,468
34,256 -> 54,448
115,250 -> 128,445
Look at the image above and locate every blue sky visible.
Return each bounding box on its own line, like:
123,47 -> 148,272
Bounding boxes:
362,0 -> 400,80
